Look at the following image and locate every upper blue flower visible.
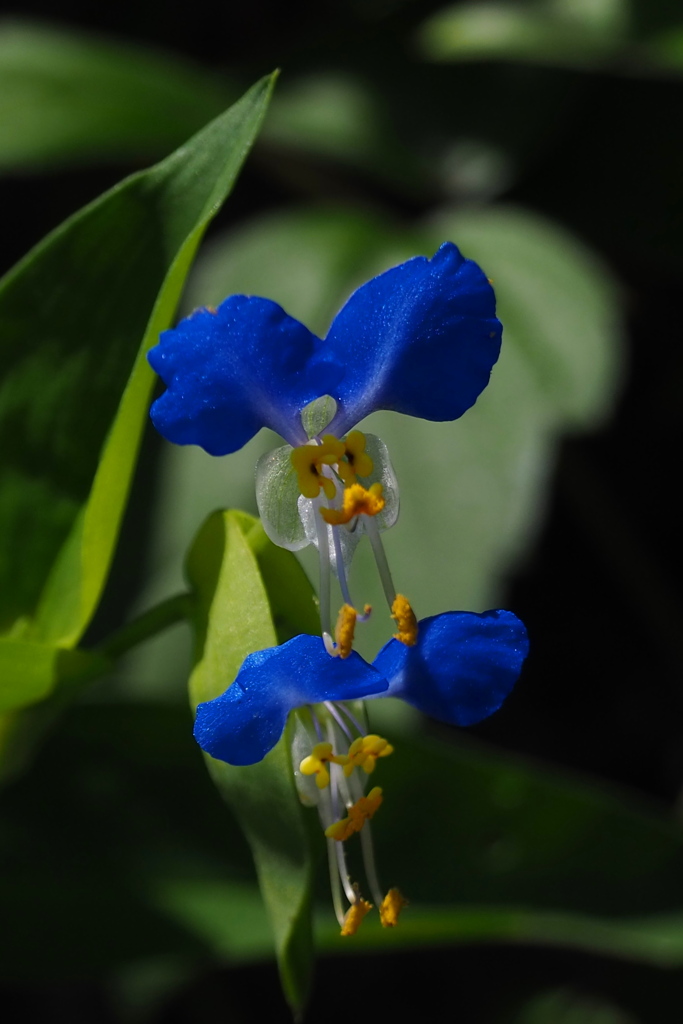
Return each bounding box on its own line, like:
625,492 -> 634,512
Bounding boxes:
148,242 -> 502,455
195,609 -> 528,766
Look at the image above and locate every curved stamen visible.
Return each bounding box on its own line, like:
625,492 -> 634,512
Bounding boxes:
364,516 -> 397,608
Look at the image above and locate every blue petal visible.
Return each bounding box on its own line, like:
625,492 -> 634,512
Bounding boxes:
194,634 -> 388,765
148,296 -> 342,455
373,609 -> 528,727
325,242 -> 502,434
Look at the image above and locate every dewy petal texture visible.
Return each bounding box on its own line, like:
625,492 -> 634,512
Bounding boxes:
374,609 -> 528,727
148,296 -> 341,455
194,634 -> 388,765
326,242 -> 502,435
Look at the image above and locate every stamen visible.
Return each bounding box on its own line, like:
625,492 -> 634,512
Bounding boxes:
344,734 -> 394,777
334,604 -> 356,659
340,896 -> 373,937
291,436 -> 345,499
326,838 -> 346,928
379,888 -> 408,928
337,430 -> 374,486
364,516 -> 397,607
299,741 -> 348,789
391,594 -> 418,646
324,701 -> 354,741
314,506 -> 332,638
319,483 -> 385,526
325,786 -> 383,841
336,702 -> 367,734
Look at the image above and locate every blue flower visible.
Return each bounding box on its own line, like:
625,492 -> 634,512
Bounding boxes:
148,242 -> 504,649
194,608 -> 528,934
148,242 -> 501,455
195,609 -> 528,767
148,241 -> 525,935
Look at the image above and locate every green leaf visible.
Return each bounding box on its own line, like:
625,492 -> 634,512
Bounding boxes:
0,638 -> 106,714
177,204 -> 623,658
0,73 -> 275,646
417,0 -> 629,68
185,509 -> 316,1013
0,19 -> 232,170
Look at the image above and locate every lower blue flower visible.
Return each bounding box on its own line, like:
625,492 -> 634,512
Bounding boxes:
193,609 -> 527,767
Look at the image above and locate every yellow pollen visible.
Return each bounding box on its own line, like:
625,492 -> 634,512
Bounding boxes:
299,741 -> 348,789
391,594 -> 418,646
337,430 -> 374,487
343,734 -> 394,777
341,897 -> 373,936
334,604 -> 357,658
325,786 -> 383,841
291,436 -> 345,500
319,483 -> 385,526
379,888 -> 408,928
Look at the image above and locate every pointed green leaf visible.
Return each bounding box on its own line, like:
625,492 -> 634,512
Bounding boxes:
185,509 -> 316,1013
0,74 -> 275,646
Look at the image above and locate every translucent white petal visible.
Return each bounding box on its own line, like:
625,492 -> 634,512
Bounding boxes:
255,445 -> 309,550
358,433 -> 400,532
301,394 -> 338,439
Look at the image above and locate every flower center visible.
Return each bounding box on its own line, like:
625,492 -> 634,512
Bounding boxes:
291,429 -> 418,659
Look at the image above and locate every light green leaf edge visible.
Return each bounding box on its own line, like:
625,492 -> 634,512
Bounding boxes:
29,73 -> 276,651
185,509 -> 316,1013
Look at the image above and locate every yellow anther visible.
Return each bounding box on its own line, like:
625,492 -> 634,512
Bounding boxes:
334,604 -> 357,659
337,430 -> 374,487
319,483 -> 385,526
391,593 -> 418,646
291,436 -> 345,500
379,888 -> 408,928
343,734 -> 394,777
299,741 -> 348,790
341,897 -> 373,936
325,786 -> 383,841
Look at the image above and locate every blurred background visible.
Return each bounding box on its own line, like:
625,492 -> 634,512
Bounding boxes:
1,0 -> 682,1021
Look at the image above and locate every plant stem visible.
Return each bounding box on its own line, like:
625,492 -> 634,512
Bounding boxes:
97,593 -> 192,662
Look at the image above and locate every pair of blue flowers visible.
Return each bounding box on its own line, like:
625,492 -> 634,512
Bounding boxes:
149,241 -> 528,768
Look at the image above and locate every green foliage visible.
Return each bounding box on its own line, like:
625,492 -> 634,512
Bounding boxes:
418,0 -> 683,74
0,19 -> 232,170
4,700 -> 683,990
185,510 -> 317,1012
0,74 -> 275,677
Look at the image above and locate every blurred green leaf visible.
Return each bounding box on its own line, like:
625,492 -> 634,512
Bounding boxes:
4,701 -> 683,980
418,0 -> 683,77
262,73 -> 423,194
418,0 -> 629,68
0,73 -> 275,652
0,19 -> 232,170
0,638 -> 105,713
185,509 -> 315,1013
510,988 -> 636,1024
167,204 -> 622,660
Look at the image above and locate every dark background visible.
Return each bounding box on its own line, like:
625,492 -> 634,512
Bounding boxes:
1,0 -> 682,1020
